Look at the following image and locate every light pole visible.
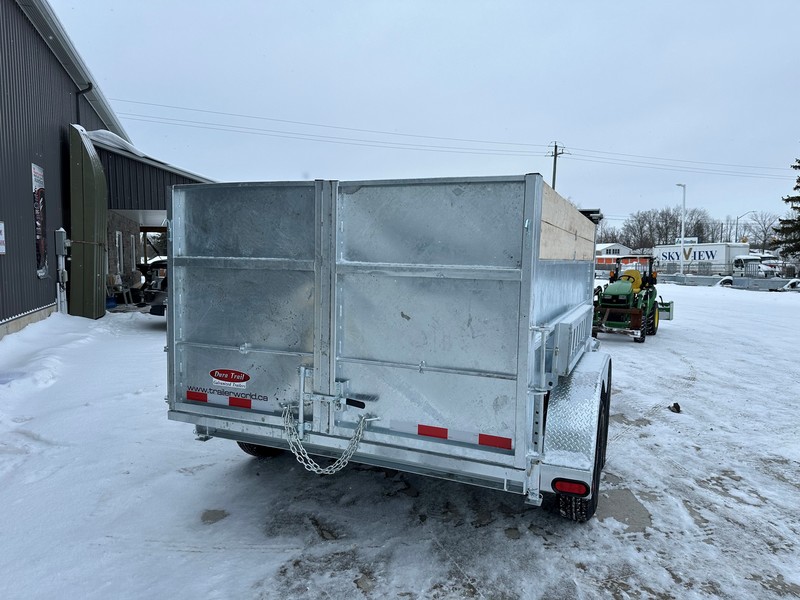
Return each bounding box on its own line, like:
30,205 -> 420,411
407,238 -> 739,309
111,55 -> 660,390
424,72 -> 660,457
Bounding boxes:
735,210 -> 755,243
676,184 -> 686,275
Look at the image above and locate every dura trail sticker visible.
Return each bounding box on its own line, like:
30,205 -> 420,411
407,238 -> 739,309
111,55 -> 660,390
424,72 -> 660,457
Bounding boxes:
210,369 -> 250,389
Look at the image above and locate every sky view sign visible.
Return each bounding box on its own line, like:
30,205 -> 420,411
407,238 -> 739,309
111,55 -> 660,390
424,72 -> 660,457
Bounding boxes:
659,248 -> 718,262
32,163 -> 47,278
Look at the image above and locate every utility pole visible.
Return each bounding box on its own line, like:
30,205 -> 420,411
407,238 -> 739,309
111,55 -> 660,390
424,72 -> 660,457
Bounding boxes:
548,142 -> 566,190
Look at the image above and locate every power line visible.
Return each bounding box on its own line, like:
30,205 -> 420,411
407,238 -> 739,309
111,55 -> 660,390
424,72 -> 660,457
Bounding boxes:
111,98 -> 550,149
111,97 -> 795,180
569,146 -> 788,171
565,155 -> 792,181
118,113 -> 547,157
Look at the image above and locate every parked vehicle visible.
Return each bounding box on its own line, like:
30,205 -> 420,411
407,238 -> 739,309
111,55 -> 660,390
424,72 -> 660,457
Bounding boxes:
776,279 -> 800,292
142,259 -> 168,316
748,252 -> 784,277
593,256 -> 673,343
166,175 -> 613,521
732,255 -> 775,278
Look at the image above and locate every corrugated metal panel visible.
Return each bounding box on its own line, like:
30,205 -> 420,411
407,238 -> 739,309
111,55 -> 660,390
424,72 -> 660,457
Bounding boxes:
14,0 -> 129,140
97,149 -> 205,211
0,0 -> 108,323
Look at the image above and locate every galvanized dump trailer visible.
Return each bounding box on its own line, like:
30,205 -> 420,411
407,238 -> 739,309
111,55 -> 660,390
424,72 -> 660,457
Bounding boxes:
167,174 -> 612,521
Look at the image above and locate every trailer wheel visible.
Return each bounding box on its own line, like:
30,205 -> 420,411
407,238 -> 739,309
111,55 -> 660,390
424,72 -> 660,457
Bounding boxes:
558,390 -> 608,522
598,372 -> 611,470
236,441 -> 283,458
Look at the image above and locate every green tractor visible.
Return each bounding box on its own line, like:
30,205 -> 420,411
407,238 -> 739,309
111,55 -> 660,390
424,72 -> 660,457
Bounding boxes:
593,256 -> 673,343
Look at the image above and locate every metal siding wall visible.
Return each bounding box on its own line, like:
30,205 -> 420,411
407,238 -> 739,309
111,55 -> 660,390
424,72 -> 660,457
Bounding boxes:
99,149 -> 203,211
0,0 -> 108,323
78,94 -> 106,132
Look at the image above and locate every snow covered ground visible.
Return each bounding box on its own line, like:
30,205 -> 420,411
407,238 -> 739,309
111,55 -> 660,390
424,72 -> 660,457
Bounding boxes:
1,284 -> 799,600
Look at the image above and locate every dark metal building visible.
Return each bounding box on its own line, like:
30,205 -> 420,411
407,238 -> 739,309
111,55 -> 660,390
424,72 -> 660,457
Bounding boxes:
0,0 -> 210,336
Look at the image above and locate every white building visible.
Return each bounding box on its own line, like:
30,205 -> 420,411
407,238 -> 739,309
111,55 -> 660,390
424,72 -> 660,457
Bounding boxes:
595,243 -> 632,259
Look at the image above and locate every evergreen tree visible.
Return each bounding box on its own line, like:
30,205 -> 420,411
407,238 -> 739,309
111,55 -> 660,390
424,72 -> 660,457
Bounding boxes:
774,160 -> 800,256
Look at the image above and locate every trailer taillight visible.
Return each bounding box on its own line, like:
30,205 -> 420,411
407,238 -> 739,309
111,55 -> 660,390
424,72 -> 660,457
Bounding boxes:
553,479 -> 590,496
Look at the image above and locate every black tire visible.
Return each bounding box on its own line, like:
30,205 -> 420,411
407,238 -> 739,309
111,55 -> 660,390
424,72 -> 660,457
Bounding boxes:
558,389 -> 608,522
598,375 -> 611,470
646,304 -> 659,336
236,441 -> 283,458
633,324 -> 646,343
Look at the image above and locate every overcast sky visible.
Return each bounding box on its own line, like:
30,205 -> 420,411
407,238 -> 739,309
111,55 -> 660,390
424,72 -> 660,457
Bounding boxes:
48,1 -> 798,227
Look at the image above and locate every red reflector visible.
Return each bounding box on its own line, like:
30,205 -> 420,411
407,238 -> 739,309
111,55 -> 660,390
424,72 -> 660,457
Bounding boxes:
229,396 -> 251,409
553,480 -> 589,496
418,424 -> 448,439
186,391 -> 207,402
478,433 -> 513,450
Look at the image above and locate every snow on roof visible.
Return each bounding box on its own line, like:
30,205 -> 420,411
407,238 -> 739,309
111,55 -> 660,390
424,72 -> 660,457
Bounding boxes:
85,128 -> 214,183
86,130 -> 147,158
596,242 -> 631,249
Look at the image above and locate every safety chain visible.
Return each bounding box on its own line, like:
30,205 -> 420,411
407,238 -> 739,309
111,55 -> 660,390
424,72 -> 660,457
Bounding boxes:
282,404 -> 369,475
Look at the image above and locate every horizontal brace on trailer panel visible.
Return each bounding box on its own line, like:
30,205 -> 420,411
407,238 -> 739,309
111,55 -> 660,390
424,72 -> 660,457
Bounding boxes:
298,431 -> 523,475
328,430 -> 517,466
335,261 -> 522,281
174,341 -> 313,358
172,256 -> 315,271
339,175 -> 527,189
170,404 -> 285,428
337,355 -> 517,380
172,412 -> 524,479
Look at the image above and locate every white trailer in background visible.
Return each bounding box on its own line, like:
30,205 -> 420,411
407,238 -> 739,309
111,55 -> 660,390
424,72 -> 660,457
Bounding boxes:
654,242 -> 749,276
166,174 -> 612,522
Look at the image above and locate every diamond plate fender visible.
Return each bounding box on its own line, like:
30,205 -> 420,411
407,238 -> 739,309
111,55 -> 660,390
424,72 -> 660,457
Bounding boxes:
539,350 -> 612,497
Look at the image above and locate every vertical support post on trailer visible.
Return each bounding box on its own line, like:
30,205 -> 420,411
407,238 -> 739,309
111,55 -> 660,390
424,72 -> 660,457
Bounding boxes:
526,325 -> 552,504
515,174 -> 543,476
314,180 -> 337,397
530,325 -> 553,450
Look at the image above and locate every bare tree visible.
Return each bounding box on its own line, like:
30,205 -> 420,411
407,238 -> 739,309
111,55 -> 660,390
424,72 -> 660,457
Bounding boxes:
618,205 -> 715,248
743,212 -> 779,252
613,205 -> 759,250
653,206 -> 680,245
596,220 -> 621,244
699,219 -> 725,243
620,210 -> 656,250
721,216 -> 736,243
684,207 -> 714,242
